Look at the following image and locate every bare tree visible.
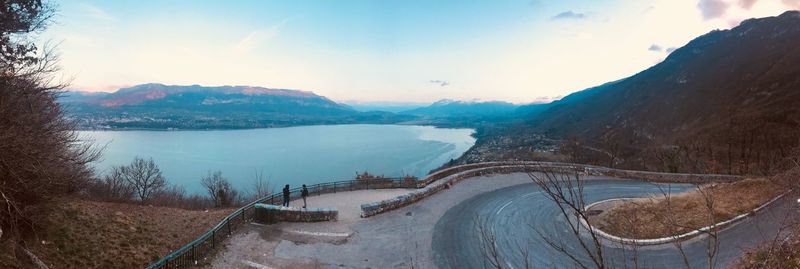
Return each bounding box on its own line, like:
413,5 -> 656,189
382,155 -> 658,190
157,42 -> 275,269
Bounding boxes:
475,214 -> 503,269
248,168 -> 273,202
474,166 -> 618,268
526,166 -> 607,269
1,0 -> 101,241
654,185 -> 693,269
647,182 -> 722,269
695,184 -> 720,269
560,136 -> 583,164
201,171 -> 239,207
120,157 -> 166,203
475,214 -> 536,269
91,166 -> 135,202
599,129 -> 623,168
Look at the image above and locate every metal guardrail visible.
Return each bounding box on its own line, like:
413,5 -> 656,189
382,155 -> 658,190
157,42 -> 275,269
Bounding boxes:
145,177 -> 417,269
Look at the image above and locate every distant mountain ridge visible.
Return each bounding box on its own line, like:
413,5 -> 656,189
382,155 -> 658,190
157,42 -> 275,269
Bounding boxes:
65,83 -> 346,111
402,99 -> 519,118
62,84 -> 545,130
61,83 -> 409,129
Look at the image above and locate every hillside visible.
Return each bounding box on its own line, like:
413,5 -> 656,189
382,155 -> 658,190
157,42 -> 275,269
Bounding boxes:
0,198 -> 232,269
533,11 -> 800,138
62,84 -> 410,129
468,11 -> 800,173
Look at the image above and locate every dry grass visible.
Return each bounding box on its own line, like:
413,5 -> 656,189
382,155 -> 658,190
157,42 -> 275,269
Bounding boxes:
0,197 -> 233,269
590,178 -> 786,239
729,223 -> 800,269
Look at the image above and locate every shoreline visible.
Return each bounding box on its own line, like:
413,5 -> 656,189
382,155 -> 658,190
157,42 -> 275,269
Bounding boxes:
74,122 -> 475,132
80,124 -> 478,195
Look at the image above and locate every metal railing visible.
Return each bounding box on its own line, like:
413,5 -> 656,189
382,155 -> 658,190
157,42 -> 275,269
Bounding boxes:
144,162 -> 590,268
146,160 -> 746,268
145,177 -> 416,269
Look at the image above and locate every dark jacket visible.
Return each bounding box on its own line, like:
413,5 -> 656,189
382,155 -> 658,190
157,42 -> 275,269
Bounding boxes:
282,186 -> 290,197
301,187 -> 309,198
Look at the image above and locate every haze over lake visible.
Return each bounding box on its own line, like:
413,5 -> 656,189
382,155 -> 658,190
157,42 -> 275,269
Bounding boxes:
81,125 -> 475,194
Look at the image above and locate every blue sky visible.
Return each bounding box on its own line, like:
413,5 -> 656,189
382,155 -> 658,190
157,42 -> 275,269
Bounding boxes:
45,0 -> 799,103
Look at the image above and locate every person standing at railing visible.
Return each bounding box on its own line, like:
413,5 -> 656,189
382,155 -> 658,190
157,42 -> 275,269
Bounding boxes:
282,184 -> 290,207
301,184 -> 309,208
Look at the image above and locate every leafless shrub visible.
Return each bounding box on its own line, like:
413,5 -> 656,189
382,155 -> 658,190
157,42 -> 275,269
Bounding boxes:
246,168 -> 273,202
87,166 -> 135,202
201,171 -> 240,208
151,184 -> 186,207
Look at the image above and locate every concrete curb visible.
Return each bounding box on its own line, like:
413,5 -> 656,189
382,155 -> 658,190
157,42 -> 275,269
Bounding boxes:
579,191 -> 791,246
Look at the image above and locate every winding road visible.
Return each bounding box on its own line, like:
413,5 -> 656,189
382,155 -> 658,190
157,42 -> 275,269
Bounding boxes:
432,178 -> 796,269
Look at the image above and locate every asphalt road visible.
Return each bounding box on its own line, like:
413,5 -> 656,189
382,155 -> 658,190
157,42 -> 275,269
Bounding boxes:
432,178 -> 796,269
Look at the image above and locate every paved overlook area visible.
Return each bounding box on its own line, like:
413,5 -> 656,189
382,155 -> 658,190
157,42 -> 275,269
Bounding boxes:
208,173 -> 797,269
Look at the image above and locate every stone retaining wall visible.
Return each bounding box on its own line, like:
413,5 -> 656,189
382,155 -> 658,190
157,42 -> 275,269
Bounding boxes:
362,165 -> 549,217
254,204 -> 338,224
360,162 -> 744,218
584,167 -> 742,184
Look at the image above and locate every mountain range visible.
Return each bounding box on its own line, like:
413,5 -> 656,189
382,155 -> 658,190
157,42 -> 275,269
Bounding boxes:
401,99 -> 519,118
462,10 -> 800,173
61,84 -> 522,129
62,84 -> 409,129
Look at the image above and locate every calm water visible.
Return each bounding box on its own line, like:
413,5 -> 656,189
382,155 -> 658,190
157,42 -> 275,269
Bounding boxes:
80,125 -> 475,194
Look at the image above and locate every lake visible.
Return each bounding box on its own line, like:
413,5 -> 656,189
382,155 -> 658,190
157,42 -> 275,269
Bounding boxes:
80,124 -> 475,194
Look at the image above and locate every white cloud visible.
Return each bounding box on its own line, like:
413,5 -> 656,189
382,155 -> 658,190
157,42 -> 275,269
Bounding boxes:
429,80 -> 449,87
232,19 -> 289,55
698,0 -> 731,20
552,11 -> 587,20
739,0 -> 759,9
648,44 -> 663,51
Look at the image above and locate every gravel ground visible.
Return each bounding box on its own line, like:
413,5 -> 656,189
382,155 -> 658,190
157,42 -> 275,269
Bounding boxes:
208,173 -> 536,269
301,188 -> 415,221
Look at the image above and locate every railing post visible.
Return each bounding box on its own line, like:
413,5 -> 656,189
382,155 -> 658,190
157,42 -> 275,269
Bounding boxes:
227,221 -> 231,235
333,182 -> 336,193
192,245 -> 196,265
211,230 -> 215,249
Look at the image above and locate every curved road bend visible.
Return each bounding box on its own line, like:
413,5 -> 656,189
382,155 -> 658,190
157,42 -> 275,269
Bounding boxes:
433,179 -> 797,269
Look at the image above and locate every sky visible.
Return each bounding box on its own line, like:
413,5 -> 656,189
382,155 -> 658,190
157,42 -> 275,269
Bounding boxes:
44,0 -> 799,104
